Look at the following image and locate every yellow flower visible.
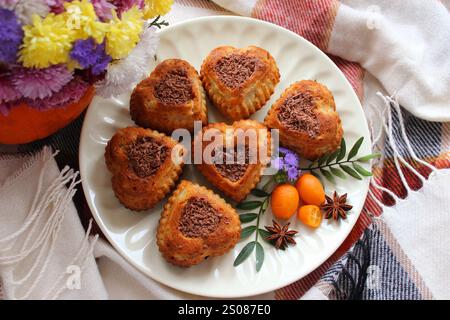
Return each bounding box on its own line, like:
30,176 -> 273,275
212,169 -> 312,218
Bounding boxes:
19,14 -> 74,68
105,7 -> 144,60
64,0 -> 108,43
143,0 -> 173,19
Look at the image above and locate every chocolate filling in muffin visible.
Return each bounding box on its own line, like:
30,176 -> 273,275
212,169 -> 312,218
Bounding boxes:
277,92 -> 320,137
212,145 -> 250,182
127,136 -> 168,178
154,69 -> 194,105
214,54 -> 262,89
179,197 -> 221,238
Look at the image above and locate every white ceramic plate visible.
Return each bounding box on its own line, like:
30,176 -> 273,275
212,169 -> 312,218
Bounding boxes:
80,16 -> 371,298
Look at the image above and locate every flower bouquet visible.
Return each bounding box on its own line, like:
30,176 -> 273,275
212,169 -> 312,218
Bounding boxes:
0,0 -> 172,144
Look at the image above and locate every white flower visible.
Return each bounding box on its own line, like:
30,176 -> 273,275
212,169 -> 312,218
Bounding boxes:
96,27 -> 160,98
14,0 -> 49,25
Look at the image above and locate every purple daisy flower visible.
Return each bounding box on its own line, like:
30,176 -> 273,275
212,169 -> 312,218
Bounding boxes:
12,65 -> 73,100
26,76 -> 90,110
71,39 -> 112,75
0,73 -> 21,103
0,8 -> 23,65
284,152 -> 299,167
91,0 -> 116,20
287,166 -> 299,181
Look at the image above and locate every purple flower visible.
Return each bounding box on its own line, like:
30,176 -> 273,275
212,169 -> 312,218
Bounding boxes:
0,8 -> 23,65
287,166 -> 299,181
271,157 -> 284,171
0,73 -> 21,103
26,76 -> 89,110
110,0 -> 144,16
274,146 -> 301,182
70,38 -> 111,75
91,0 -> 116,20
284,152 -> 299,167
11,65 -> 73,100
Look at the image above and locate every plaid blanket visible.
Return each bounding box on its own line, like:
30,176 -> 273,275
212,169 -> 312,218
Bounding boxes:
6,0 -> 450,299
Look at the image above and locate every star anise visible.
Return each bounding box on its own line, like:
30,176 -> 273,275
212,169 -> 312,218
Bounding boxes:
264,220 -> 298,250
321,191 -> 353,220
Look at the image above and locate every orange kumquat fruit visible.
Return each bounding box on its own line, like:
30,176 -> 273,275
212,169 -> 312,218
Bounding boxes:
295,173 -> 325,206
271,184 -> 299,220
298,205 -> 323,228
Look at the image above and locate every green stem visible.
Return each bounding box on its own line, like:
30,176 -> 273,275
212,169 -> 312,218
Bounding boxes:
300,159 -> 357,171
254,197 -> 268,243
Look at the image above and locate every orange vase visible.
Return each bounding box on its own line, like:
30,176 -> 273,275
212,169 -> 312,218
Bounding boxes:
0,86 -> 95,145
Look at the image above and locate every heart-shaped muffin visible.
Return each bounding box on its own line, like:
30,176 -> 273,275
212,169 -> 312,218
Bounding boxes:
194,120 -> 271,203
200,46 -> 280,120
265,80 -> 343,160
157,180 -> 241,267
105,127 -> 185,211
130,59 -> 207,134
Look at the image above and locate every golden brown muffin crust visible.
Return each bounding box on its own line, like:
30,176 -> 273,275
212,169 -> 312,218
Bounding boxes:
194,119 -> 271,203
157,180 -> 241,267
265,80 -> 343,160
105,127 -> 185,211
130,59 -> 207,134
201,46 -> 280,120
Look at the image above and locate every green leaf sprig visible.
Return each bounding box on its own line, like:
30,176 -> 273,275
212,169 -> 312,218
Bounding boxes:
301,137 -> 380,184
148,15 -> 169,29
233,185 -> 275,272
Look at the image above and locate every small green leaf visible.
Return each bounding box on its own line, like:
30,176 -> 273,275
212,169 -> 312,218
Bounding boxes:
233,241 -> 256,267
236,201 -> 262,210
352,162 -> 373,177
320,168 -> 335,183
347,137 -> 364,161
261,198 -> 269,212
274,170 -> 288,184
330,166 -> 346,179
336,138 -> 346,162
326,149 -> 340,164
258,228 -> 271,239
340,164 -> 362,180
240,225 -> 257,239
239,213 -> 258,223
251,189 -> 269,197
357,153 -> 381,163
255,242 -> 264,272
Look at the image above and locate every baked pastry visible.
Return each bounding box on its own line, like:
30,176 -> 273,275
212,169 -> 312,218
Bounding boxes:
157,180 -> 240,267
194,120 -> 271,203
130,59 -> 207,133
200,46 -> 280,120
105,127 -> 185,211
264,80 -> 343,160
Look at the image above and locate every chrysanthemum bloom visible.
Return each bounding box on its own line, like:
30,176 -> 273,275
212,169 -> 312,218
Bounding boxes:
12,64 -> 73,100
0,8 -> 23,65
70,38 -> 111,75
105,6 -> 143,59
19,13 -> 74,68
143,0 -> 173,19
64,0 -> 108,43
14,0 -> 50,25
